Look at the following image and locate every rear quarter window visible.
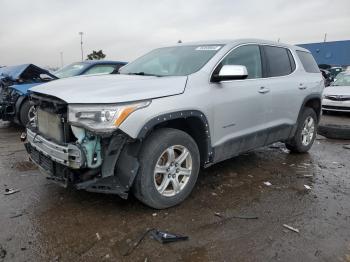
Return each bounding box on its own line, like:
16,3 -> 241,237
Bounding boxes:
296,51 -> 320,73
263,46 -> 295,77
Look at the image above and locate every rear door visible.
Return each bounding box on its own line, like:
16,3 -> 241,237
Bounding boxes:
259,45 -> 301,143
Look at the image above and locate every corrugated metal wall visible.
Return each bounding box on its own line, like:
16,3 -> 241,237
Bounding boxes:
297,40 -> 350,66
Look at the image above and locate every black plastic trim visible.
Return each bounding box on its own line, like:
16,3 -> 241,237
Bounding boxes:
137,110 -> 214,165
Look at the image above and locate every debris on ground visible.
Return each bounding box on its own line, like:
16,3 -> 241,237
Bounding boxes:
9,213 -> 24,219
0,245 -> 6,260
304,185 -> 312,190
96,233 -> 101,241
263,181 -> 272,186
343,145 -> 350,150
122,228 -> 188,256
152,213 -> 157,217
214,212 -> 258,220
4,188 -> 20,195
302,174 -> 313,178
150,229 -> 188,244
283,224 -> 300,233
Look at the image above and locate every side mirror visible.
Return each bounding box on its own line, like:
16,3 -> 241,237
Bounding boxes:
212,65 -> 248,82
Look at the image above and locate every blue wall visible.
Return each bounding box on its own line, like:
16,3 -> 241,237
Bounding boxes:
298,40 -> 350,66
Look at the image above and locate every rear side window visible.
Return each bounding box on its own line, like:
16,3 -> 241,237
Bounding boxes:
296,51 -> 320,73
263,46 -> 295,77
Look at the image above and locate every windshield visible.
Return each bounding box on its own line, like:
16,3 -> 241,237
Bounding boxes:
119,45 -> 223,76
54,62 -> 89,78
332,72 -> 350,86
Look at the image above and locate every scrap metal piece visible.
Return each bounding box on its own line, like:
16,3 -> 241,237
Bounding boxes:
283,224 -> 300,233
150,229 -> 188,244
4,188 -> 20,195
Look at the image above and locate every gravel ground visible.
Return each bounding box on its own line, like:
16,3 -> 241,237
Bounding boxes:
0,119 -> 349,262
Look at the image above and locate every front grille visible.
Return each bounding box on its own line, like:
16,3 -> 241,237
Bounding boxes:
322,105 -> 350,111
325,95 -> 350,101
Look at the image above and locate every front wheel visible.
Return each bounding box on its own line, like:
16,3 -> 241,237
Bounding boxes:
133,128 -> 200,209
19,100 -> 36,126
285,107 -> 317,153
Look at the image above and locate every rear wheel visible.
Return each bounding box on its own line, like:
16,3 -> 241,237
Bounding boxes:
19,100 -> 36,126
285,107 -> 317,153
133,128 -> 200,209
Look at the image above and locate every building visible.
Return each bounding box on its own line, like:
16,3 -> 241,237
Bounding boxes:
298,40 -> 350,67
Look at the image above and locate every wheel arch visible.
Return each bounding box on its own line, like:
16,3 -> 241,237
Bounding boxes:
290,93 -> 322,137
137,110 -> 214,166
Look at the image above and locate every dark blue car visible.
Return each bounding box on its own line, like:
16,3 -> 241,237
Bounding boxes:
0,60 -> 127,126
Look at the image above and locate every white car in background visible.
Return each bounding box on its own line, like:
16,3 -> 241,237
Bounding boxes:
323,72 -> 350,113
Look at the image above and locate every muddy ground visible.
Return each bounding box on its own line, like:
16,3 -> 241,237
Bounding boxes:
0,119 -> 349,262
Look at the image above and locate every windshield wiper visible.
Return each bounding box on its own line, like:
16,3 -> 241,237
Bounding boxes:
127,72 -> 162,77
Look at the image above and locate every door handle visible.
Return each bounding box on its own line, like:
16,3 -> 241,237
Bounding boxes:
299,83 -> 307,90
258,87 -> 270,94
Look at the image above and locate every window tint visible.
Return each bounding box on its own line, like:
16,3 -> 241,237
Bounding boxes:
83,64 -> 116,75
221,45 -> 262,79
296,51 -> 320,73
263,46 -> 294,77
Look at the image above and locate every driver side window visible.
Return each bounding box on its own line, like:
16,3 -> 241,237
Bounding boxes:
221,45 -> 262,79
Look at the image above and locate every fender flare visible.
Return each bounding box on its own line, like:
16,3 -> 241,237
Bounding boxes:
136,110 -> 214,165
291,93 -> 322,136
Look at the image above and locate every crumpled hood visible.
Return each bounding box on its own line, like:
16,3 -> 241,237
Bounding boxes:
323,86 -> 350,96
10,83 -> 44,95
30,74 -> 188,103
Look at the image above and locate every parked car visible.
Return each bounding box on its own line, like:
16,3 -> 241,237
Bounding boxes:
0,61 -> 127,126
53,60 -> 127,78
320,69 -> 332,87
322,72 -> 350,113
0,64 -> 57,125
25,39 -> 324,209
329,66 -> 343,79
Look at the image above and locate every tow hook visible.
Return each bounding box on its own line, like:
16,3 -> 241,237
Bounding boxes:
20,132 -> 27,142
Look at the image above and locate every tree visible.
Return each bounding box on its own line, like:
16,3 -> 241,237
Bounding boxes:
86,50 -> 106,60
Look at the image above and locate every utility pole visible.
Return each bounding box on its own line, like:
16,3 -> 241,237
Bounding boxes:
323,33 -> 327,43
79,32 -> 84,61
60,52 -> 64,68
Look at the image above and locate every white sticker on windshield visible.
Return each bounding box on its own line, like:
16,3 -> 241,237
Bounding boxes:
195,46 -> 221,51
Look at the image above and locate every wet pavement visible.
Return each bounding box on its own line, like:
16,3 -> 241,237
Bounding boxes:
0,120 -> 349,262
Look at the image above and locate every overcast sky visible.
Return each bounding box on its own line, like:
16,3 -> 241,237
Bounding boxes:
1,0 -> 349,68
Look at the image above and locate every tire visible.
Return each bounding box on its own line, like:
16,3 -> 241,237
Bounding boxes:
133,128 -> 200,209
318,125 -> 350,140
285,107 -> 317,153
19,100 -> 35,126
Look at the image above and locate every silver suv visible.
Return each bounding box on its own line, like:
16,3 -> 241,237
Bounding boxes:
25,39 -> 324,209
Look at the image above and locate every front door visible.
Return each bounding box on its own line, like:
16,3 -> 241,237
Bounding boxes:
210,44 -> 270,162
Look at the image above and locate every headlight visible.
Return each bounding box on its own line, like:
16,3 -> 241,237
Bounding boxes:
68,101 -> 151,132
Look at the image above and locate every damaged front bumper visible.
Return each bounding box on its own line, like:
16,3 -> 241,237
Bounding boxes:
25,127 -> 140,199
27,128 -> 84,168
